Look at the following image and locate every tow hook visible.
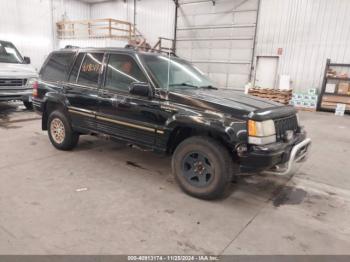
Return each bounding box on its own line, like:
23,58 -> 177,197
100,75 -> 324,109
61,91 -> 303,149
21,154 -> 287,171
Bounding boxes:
235,143 -> 248,157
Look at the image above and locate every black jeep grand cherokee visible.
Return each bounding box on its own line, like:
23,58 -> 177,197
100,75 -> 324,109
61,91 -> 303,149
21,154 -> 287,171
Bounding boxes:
33,47 -> 311,199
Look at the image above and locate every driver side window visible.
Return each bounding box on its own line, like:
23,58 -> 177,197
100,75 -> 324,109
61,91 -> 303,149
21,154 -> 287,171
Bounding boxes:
105,54 -> 147,92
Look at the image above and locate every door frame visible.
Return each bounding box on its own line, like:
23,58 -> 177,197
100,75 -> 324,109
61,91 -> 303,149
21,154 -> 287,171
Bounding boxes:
253,55 -> 279,89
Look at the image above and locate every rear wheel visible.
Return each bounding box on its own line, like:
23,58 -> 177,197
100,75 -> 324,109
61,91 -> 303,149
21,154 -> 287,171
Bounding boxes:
23,101 -> 33,110
172,136 -> 234,200
48,110 -> 79,150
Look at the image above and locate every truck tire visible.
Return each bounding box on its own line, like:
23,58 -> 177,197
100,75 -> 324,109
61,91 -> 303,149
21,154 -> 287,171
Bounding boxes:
47,110 -> 79,150
172,136 -> 234,200
23,101 -> 33,110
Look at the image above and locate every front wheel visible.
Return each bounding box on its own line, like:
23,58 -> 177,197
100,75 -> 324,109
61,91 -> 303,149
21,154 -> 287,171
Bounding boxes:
172,136 -> 234,200
47,110 -> 79,150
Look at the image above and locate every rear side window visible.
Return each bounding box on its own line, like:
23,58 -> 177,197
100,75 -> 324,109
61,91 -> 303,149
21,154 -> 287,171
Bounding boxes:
77,53 -> 104,86
40,52 -> 75,82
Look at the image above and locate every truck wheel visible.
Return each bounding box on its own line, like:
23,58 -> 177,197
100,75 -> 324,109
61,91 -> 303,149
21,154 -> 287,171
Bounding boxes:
23,101 -> 33,110
172,136 -> 234,200
47,110 -> 79,150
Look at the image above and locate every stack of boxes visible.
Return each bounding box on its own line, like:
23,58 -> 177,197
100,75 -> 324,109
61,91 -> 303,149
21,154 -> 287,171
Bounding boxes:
290,88 -> 318,110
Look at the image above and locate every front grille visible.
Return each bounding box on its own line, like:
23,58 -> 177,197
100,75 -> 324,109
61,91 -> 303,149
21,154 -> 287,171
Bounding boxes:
0,78 -> 27,87
274,115 -> 298,141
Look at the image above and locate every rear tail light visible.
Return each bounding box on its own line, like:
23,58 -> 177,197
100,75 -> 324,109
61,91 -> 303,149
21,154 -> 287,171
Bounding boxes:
32,80 -> 39,97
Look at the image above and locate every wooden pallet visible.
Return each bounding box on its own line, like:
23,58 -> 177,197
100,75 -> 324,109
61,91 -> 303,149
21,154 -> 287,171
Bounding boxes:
295,107 -> 316,112
248,88 -> 292,105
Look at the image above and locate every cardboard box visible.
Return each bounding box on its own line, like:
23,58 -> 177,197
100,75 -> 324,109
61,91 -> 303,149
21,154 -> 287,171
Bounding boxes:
303,94 -> 311,100
309,95 -> 318,101
308,100 -> 317,108
294,93 -> 304,100
294,100 -> 303,107
325,83 -> 336,93
322,95 -> 350,104
335,103 -> 346,116
337,82 -> 349,95
302,101 -> 310,107
308,88 -> 317,95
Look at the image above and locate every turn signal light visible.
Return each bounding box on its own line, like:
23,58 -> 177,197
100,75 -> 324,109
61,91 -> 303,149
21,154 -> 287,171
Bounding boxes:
248,120 -> 257,136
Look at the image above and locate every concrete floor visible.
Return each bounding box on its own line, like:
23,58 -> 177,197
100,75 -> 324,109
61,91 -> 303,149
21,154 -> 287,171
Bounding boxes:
0,101 -> 350,255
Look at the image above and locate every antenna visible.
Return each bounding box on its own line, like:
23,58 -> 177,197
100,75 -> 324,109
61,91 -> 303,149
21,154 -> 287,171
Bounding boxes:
166,49 -> 171,96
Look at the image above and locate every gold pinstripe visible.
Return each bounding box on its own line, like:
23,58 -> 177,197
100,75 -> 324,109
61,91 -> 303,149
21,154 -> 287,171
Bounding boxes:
68,107 -> 165,134
68,109 -> 94,118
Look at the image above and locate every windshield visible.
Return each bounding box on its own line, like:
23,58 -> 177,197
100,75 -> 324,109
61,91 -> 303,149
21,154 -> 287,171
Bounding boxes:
140,54 -> 215,90
0,41 -> 24,64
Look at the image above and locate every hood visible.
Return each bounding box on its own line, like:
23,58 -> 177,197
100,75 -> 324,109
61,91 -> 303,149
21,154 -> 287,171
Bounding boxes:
168,88 -> 295,119
0,63 -> 38,78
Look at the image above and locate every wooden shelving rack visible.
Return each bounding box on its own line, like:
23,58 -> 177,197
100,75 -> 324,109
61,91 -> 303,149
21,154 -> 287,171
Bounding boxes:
317,59 -> 350,114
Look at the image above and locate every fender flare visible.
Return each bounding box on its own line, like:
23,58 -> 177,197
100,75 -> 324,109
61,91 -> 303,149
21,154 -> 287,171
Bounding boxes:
41,92 -> 70,130
165,114 -> 247,145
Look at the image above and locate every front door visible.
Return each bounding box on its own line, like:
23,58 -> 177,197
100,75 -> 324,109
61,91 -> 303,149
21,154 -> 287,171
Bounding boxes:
97,53 -> 163,147
64,52 -> 104,131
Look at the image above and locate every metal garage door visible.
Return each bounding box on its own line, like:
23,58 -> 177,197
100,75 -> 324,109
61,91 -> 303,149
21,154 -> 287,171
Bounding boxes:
175,0 -> 259,90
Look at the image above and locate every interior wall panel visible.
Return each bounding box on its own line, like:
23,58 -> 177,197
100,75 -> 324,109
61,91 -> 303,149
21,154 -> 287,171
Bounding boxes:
0,0 -> 90,70
90,0 -> 175,47
254,0 -> 350,92
176,0 -> 259,90
90,0 -> 131,22
0,0 -> 52,70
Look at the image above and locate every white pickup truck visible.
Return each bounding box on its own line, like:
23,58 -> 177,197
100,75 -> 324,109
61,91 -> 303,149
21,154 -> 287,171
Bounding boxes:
0,40 -> 37,109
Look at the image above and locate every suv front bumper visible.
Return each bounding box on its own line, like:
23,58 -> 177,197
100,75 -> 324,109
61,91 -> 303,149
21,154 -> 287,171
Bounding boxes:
239,132 -> 311,176
262,137 -> 311,176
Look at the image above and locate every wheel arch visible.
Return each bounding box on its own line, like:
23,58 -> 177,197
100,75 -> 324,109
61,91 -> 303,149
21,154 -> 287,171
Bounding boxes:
166,122 -> 232,154
42,94 -> 69,131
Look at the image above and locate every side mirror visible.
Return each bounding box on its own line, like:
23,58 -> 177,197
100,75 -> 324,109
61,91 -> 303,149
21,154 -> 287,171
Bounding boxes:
129,82 -> 153,98
23,56 -> 31,64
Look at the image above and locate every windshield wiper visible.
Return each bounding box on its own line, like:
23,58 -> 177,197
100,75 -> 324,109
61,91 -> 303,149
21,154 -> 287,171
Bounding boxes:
169,83 -> 217,89
169,83 -> 199,88
198,85 -> 218,90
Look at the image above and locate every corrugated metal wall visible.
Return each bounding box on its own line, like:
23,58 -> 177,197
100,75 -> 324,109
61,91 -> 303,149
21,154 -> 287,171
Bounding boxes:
90,0 -> 131,22
0,0 -> 175,69
90,0 -> 175,46
0,0 -> 52,70
175,0 -> 259,90
254,0 -> 350,92
0,0 -> 90,70
53,0 -> 91,22
135,0 -> 175,46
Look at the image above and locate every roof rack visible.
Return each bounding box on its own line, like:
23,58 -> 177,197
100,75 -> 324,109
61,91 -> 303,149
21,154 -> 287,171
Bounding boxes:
64,45 -> 79,49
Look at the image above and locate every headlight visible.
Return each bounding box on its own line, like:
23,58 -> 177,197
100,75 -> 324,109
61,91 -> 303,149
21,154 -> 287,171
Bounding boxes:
248,120 -> 275,136
248,120 -> 276,145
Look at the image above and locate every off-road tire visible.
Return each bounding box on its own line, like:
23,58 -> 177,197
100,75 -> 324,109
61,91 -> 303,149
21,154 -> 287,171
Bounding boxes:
47,110 -> 79,150
172,136 -> 234,200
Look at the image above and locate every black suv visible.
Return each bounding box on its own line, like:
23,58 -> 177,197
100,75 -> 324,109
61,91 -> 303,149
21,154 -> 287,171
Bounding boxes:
33,47 -> 311,199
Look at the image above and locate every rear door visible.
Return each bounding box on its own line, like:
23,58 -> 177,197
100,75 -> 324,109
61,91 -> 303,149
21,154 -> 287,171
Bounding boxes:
64,52 -> 104,131
97,53 -> 163,147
